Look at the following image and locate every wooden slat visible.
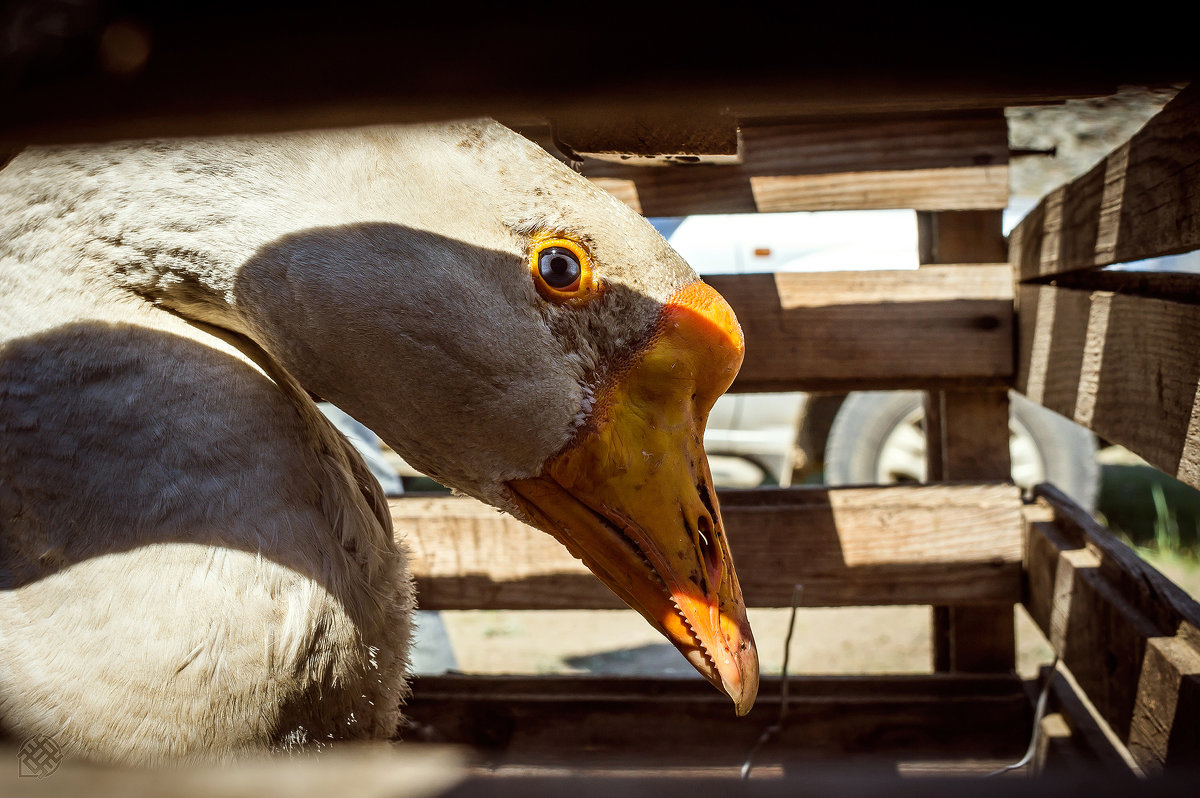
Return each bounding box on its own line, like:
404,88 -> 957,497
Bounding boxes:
707,266 -> 1013,393
1035,667 -> 1141,777
1015,284 -> 1200,491
920,211 -> 1015,675
926,390 -> 1016,673
403,673 -> 1029,765
1043,268 -> 1200,305
4,746 -> 468,796
926,390 -> 1013,483
918,211 -> 1008,265
8,5 -> 1182,150
551,111 -> 741,164
534,114 -> 1010,216
1010,83 -> 1200,281
439,773 -> 1196,797
1022,485 -> 1200,774
393,483 -> 1023,611
749,166 -> 1008,213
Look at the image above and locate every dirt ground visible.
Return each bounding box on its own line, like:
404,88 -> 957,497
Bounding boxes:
425,606 -> 1055,680
415,85 -> 1195,685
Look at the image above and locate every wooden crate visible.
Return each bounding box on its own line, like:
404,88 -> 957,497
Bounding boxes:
6,9 -> 1199,788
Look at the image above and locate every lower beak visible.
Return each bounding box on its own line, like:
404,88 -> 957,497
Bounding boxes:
507,281 -> 759,715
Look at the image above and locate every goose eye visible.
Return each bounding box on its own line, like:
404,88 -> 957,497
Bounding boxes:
530,236 -> 596,302
538,247 -> 581,290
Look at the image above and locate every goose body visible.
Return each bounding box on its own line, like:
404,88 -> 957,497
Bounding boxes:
0,121 -> 758,763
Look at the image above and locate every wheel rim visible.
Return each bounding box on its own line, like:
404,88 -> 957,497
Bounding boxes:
873,406 -> 1047,487
874,406 -> 928,483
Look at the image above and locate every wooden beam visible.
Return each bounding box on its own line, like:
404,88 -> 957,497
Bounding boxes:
1028,660 -> 1144,778
403,673 -> 1030,766
921,209 -> 1015,675
707,266 -> 1013,393
1035,667 -> 1142,777
393,484 -> 1024,611
5,5 -> 1196,146
438,772 -> 1194,797
918,211 -> 1008,265
1010,84 -> 1200,282
749,166 -> 1008,213
1023,485 -> 1200,774
550,111 -> 741,165
540,114 -> 1010,216
925,389 -> 1014,483
1,745 -> 468,795
1015,284 -> 1200,492
1043,268 -> 1200,305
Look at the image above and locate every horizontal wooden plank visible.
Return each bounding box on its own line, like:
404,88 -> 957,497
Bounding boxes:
1015,284 -> 1200,491
707,266 -> 1013,393
750,166 -> 1008,213
4,746 -> 468,796
1040,268 -> 1200,305
403,673 -> 1029,766
439,772 -> 1195,797
529,114 -> 1009,215
393,483 -> 1024,611
551,111 -> 741,164
12,0 -> 1193,149
1010,84 -> 1200,281
1022,485 -> 1200,774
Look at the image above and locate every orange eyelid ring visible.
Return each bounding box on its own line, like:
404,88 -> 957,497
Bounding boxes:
529,235 -> 599,303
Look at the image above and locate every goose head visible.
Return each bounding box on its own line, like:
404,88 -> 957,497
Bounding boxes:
108,120 -> 759,713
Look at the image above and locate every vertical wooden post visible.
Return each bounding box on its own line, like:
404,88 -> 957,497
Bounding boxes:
920,209 -> 1016,673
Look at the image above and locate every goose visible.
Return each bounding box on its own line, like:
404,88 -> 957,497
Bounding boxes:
0,119 -> 759,764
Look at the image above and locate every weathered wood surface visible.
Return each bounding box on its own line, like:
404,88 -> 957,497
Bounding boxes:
749,166 -> 1008,213
1033,666 -> 1142,777
393,483 -> 1023,610
404,674 -> 1029,765
1023,485 -> 1200,774
920,210 -> 1015,674
1042,268 -> 1200,305
440,772 -> 1200,798
1015,284 -> 1200,492
1010,84 -> 1200,281
926,389 -> 1016,673
551,111 -> 741,164
533,114 -> 1009,216
6,745 -> 466,797
918,210 -> 1008,265
707,266 -> 1013,393
6,3 -> 1194,146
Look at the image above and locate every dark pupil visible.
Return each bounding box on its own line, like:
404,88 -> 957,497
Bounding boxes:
539,247 -> 581,288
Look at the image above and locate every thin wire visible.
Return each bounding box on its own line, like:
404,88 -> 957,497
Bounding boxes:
984,655 -> 1061,778
740,583 -> 803,780
739,591 -> 1060,780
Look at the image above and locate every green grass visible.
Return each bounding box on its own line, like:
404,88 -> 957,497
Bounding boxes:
1097,464 -> 1200,562
1096,462 -> 1200,598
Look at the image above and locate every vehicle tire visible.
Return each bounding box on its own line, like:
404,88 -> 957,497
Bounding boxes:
824,390 -> 1100,510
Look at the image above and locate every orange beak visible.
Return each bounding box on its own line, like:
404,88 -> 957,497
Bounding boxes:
508,281 -> 759,715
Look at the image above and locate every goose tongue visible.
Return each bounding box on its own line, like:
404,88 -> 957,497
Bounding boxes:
508,281 -> 758,716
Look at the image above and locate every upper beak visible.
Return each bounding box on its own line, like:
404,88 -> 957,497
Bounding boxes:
507,280 -> 759,715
